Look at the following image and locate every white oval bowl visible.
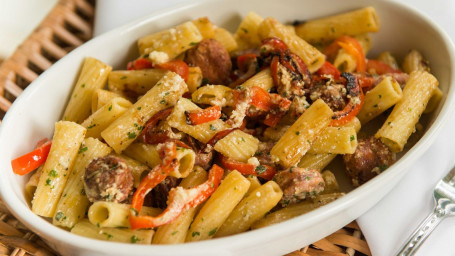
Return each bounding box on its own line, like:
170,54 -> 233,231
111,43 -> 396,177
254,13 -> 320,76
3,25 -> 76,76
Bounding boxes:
1,0 -> 455,255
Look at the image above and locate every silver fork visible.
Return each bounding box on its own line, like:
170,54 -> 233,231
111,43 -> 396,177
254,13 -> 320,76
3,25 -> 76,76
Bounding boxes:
395,166 -> 455,256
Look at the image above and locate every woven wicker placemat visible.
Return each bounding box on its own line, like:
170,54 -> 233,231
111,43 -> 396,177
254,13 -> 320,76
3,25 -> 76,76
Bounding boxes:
0,1 -> 371,255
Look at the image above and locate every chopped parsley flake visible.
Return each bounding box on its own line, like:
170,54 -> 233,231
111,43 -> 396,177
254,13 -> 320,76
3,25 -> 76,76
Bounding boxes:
295,131 -> 300,135
189,42 -> 198,46
160,99 -> 166,104
49,169 -> 58,177
350,135 -> 355,141
379,165 -> 388,171
130,235 -> 140,243
137,106 -> 142,110
108,105 -> 112,111
103,232 -> 113,239
379,94 -> 382,99
171,231 -> 178,236
208,227 -> 218,236
121,76 -> 127,79
192,231 -> 200,237
373,104 -> 378,108
55,212 -> 66,221
81,83 -> 85,88
78,146 -> 88,154
209,124 -> 217,131
87,124 -> 96,129
127,132 -> 137,139
255,165 -> 267,174
241,27 -> 248,34
240,137 -> 246,142
45,178 -> 51,186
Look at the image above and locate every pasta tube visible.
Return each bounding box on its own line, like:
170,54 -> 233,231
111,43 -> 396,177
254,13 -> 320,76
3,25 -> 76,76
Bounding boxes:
101,71 -> 187,153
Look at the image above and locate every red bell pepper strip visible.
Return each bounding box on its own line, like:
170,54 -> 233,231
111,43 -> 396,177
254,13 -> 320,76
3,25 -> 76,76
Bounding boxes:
315,61 -> 341,79
260,37 -> 289,54
220,155 -> 276,180
249,86 -> 272,111
129,164 -> 224,229
324,36 -> 366,72
11,139 -> 52,176
366,59 -> 402,75
331,72 -> 364,126
127,58 -> 153,70
263,94 -> 292,127
155,60 -> 190,81
185,105 -> 222,125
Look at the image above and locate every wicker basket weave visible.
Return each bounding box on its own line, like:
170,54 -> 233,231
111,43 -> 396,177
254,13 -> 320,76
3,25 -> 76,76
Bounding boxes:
0,1 -> 371,255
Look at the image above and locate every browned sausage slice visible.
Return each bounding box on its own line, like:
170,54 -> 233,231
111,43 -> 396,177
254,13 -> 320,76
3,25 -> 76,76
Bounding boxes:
274,167 -> 325,205
343,136 -> 396,186
185,38 -> 232,85
83,155 -> 134,203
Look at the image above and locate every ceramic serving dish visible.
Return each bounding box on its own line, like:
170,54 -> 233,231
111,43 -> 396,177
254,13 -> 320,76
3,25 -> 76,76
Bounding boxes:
1,0 -> 454,255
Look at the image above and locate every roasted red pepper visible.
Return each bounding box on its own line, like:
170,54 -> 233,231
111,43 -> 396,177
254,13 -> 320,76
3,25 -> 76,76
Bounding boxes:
324,36 -> 366,73
185,105 -> 222,125
155,60 -> 190,81
331,72 -> 364,126
11,139 -> 52,176
220,154 -> 276,180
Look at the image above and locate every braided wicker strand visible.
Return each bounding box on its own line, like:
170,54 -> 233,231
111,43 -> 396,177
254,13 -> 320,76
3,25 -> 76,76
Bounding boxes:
0,1 -> 371,255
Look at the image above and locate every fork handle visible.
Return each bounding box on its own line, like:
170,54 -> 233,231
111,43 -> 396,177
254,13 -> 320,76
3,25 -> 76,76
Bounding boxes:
395,205 -> 447,256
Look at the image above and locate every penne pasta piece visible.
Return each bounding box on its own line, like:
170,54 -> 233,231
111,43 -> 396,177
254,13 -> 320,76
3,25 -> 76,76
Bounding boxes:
245,175 -> 262,196
138,21 -> 203,59
192,17 -> 216,39
234,11 -> 264,49
88,202 -> 161,228
213,27 -> 238,52
333,34 -> 372,72
167,98 -> 229,143
192,85 -> 234,107
186,67 -> 203,93
251,193 -> 344,229
186,170 -> 250,242
153,167 -> 208,244
82,97 -> 133,139
242,68 -> 274,91
71,219 -> 154,244
216,181 -> 283,237
377,51 -> 399,70
101,71 -> 187,153
321,170 -> 340,194
307,126 -> 357,154
375,70 -> 438,152
214,129 -> 259,162
297,153 -> 337,172
108,69 -> 167,97
123,142 -> 195,178
294,7 -> 380,44
63,57 -> 112,123
32,121 -> 86,217
357,76 -> 403,124
271,99 -> 333,168
402,49 -> 430,74
258,17 -> 325,73
53,137 -> 112,228
92,89 -> 121,113
424,87 -> 443,114
25,167 -> 42,203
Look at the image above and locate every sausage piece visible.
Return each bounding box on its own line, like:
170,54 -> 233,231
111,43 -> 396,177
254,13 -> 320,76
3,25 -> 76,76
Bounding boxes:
145,176 -> 180,208
343,136 -> 395,186
274,167 -> 325,205
310,82 -> 347,111
185,39 -> 232,85
83,156 -> 134,203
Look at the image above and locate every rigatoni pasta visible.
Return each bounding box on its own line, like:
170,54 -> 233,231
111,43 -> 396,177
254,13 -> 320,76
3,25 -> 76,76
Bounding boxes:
14,7 -> 443,246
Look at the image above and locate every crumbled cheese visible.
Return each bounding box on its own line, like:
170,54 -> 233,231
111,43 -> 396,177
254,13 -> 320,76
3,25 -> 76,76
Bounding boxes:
247,157 -> 260,167
148,51 -> 169,65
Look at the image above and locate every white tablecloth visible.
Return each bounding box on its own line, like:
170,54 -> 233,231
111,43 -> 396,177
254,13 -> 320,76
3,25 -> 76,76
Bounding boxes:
94,1 -> 455,255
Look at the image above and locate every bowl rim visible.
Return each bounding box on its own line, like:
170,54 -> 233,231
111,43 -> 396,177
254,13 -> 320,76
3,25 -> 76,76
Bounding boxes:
1,0 -> 455,254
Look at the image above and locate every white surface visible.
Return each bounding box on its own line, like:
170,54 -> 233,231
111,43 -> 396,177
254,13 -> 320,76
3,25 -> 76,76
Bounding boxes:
0,0 -> 454,255
94,1 -> 455,255
0,0 -> 57,59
